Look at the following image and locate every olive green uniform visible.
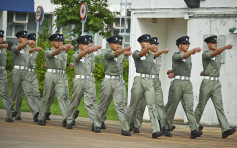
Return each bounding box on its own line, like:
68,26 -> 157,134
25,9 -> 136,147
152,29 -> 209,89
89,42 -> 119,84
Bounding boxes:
165,51 -> 198,131
0,47 -> 9,109
38,48 -> 68,121
133,56 -> 165,129
122,50 -> 160,133
45,50 -> 70,115
97,49 -> 127,125
195,51 -> 230,132
15,51 -> 41,116
7,45 -> 39,119
67,51 -> 100,127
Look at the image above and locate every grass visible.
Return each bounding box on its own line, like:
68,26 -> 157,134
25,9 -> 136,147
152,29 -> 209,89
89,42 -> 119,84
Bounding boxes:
0,78 -> 127,121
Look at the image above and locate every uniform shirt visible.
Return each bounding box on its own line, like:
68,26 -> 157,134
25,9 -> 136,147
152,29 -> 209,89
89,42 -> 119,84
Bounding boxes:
28,51 -> 38,69
45,47 -> 65,70
202,50 -> 221,77
150,56 -> 161,75
104,49 -> 125,76
132,50 -> 154,74
11,44 -> 30,67
0,47 -> 7,67
61,50 -> 68,71
172,51 -> 192,77
73,50 -> 94,75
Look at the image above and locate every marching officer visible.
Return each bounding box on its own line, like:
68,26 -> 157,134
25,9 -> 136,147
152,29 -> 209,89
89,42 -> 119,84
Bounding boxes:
38,33 -> 73,126
97,35 -> 132,129
13,33 -> 42,120
121,34 -> 163,138
0,30 -> 9,110
66,35 -> 101,133
6,30 -> 40,122
195,35 -> 236,138
131,37 -> 169,133
164,36 -> 202,139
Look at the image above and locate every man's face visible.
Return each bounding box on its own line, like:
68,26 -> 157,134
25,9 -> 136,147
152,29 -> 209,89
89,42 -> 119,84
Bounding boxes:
151,44 -> 158,52
207,43 -> 217,50
29,40 -> 36,47
18,37 -> 27,43
51,40 -> 60,48
59,41 -> 64,46
0,37 -> 3,43
109,43 -> 121,51
88,42 -> 93,48
79,43 -> 89,51
140,41 -> 150,49
179,43 -> 190,53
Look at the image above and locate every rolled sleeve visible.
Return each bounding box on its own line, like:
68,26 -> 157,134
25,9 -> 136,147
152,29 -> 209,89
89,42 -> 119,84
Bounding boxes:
132,50 -> 140,60
73,53 -> 80,63
45,50 -> 53,58
11,45 -> 19,53
202,51 -> 211,60
173,52 -> 184,61
104,49 -> 115,60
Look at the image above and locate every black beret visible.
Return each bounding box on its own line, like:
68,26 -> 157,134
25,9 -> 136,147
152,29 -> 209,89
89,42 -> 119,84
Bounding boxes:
137,34 -> 151,43
59,34 -> 64,41
150,37 -> 159,44
85,35 -> 93,43
77,35 -> 90,44
204,35 -> 217,43
15,30 -> 27,38
49,33 -> 61,41
107,35 -> 123,44
27,33 -> 36,41
0,30 -> 4,37
176,36 -> 190,46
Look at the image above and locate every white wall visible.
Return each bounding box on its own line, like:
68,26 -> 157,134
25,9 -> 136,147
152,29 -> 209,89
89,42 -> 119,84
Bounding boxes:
34,0 -> 60,14
129,2 -> 237,126
131,0 -> 237,8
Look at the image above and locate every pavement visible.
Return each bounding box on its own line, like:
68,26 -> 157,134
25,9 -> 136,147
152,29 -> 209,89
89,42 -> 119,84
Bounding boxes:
0,109 -> 236,148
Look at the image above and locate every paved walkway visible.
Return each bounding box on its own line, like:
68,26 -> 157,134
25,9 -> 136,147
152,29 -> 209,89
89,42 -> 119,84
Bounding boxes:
0,109 -> 236,148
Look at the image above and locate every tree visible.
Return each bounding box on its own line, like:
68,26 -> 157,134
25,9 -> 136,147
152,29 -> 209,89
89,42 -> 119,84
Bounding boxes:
51,0 -> 116,39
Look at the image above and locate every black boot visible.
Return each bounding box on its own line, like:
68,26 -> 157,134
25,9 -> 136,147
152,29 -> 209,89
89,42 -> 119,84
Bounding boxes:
6,118 -> 13,122
38,120 -> 46,126
100,122 -> 106,129
121,130 -> 131,136
164,129 -> 172,137
152,131 -> 163,138
134,128 -> 140,133
129,122 -> 135,132
12,111 -> 18,118
66,123 -> 73,129
33,112 -> 39,122
190,130 -> 203,139
45,112 -> 51,120
62,119 -> 67,127
222,128 -> 236,139
15,116 -> 21,120
171,125 -> 176,131
93,126 -> 101,133
72,120 -> 76,126
199,125 -> 203,131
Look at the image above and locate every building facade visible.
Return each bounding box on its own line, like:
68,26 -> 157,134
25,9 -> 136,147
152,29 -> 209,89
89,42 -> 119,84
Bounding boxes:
128,0 -> 237,126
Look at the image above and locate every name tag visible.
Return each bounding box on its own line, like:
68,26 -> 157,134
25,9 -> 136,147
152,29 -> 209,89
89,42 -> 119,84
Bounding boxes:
30,53 -> 32,57
153,59 -> 156,63
54,55 -> 57,58
141,56 -> 145,60
80,58 -> 85,62
20,50 -> 25,54
211,57 -> 215,61
114,58 -> 117,62
182,59 -> 186,63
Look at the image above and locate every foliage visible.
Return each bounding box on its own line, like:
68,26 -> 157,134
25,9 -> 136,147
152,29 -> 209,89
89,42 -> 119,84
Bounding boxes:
36,18 -> 52,95
50,0 -> 116,39
94,55 -> 104,81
